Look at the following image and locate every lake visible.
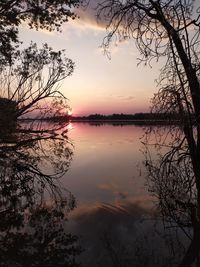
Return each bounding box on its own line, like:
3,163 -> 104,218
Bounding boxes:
61,123 -> 173,267
64,122 -> 150,207
0,121 -> 191,267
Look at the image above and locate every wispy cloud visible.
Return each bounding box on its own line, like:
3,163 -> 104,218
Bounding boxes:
107,94 -> 135,102
74,0 -> 107,31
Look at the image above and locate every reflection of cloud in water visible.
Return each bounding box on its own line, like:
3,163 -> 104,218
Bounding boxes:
98,183 -> 129,200
67,199 -> 173,267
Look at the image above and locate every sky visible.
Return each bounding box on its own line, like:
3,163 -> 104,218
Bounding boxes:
19,1 -> 162,116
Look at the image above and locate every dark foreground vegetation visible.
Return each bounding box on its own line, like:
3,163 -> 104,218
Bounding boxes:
1,0 -> 200,266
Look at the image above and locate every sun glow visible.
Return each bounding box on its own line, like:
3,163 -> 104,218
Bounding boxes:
68,110 -> 73,116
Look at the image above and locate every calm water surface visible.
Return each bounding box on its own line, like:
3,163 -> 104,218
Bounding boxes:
64,122 -> 151,208
0,120 -> 189,267
0,121 -> 188,266
63,123 -> 159,267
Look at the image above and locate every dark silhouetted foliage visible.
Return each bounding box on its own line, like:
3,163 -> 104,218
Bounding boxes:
0,0 -> 81,63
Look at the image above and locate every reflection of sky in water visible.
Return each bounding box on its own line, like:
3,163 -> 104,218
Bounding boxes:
61,123 -> 162,266
62,123 -> 150,206
13,122 -> 188,266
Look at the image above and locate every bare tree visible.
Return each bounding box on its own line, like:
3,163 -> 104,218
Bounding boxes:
0,0 -> 83,120
0,42 -> 74,119
97,0 -> 200,266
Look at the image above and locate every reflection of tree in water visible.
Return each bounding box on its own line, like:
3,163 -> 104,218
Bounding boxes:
73,198 -> 183,267
0,121 -> 81,267
96,0 -> 200,265
0,206 -> 80,267
144,126 -> 200,267
78,126 -> 199,267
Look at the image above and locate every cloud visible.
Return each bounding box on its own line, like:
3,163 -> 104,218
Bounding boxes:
107,94 -> 135,102
118,95 -> 135,101
74,0 -> 107,31
124,96 -> 135,101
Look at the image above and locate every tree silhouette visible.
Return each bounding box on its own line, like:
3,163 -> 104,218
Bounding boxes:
0,42 -> 74,119
98,0 -> 200,266
0,0 -> 80,63
0,0 -> 82,119
0,2 -> 82,265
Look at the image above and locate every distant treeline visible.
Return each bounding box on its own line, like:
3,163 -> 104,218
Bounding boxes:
71,113 -> 182,121
21,112 -> 185,123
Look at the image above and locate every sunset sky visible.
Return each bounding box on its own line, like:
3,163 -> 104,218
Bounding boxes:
19,2 -> 161,116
